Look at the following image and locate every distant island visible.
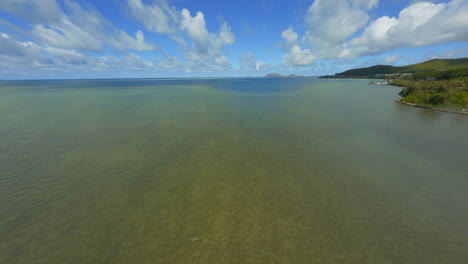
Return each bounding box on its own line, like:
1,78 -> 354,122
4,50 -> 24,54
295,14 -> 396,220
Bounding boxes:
320,58 -> 468,109
266,73 -> 305,78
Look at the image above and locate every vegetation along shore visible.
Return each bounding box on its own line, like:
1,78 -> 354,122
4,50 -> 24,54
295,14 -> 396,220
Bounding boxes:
321,58 -> 468,110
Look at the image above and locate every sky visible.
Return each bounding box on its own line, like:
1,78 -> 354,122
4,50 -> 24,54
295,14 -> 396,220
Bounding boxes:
0,0 -> 467,79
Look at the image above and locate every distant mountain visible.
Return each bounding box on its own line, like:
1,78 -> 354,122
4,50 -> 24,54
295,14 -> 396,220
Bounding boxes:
266,73 -> 284,77
320,58 -> 468,79
266,73 -> 304,78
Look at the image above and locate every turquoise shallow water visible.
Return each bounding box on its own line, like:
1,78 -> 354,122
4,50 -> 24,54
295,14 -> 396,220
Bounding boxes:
0,78 -> 467,263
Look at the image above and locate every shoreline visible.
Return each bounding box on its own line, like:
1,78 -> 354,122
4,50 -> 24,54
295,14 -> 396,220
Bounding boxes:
395,99 -> 468,115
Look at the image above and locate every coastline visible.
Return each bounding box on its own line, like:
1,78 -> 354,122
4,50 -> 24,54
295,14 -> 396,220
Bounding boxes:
395,99 -> 468,115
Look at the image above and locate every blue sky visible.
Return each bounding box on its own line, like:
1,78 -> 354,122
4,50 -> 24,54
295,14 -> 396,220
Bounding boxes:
0,0 -> 467,79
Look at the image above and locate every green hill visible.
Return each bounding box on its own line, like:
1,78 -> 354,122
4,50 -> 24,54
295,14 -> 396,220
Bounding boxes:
320,57 -> 468,108
335,65 -> 401,77
321,58 -> 468,78
404,58 -> 468,72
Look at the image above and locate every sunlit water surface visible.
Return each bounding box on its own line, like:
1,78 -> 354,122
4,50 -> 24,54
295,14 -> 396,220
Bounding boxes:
1,78 -> 467,263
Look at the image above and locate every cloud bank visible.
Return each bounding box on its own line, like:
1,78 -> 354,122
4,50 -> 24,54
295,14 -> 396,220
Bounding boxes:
281,0 -> 468,67
126,0 -> 235,72
0,0 -> 159,78
281,27 -> 316,67
2,0 -> 156,52
0,0 -> 237,77
0,0 -> 467,77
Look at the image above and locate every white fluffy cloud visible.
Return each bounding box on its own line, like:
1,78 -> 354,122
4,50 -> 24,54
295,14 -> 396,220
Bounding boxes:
113,30 -> 156,52
127,0 -> 235,72
282,0 -> 468,66
45,47 -> 89,65
180,9 -> 210,47
157,55 -> 185,72
280,0 -> 376,66
282,45 -> 316,67
0,0 -> 62,24
0,33 -> 53,65
345,0 -> 468,57
126,0 -> 179,35
32,22 -> 103,51
238,52 -> 269,72
0,0 -> 159,78
281,27 -> 316,67
0,31 -> 155,78
303,0 -> 377,58
180,10 -> 234,58
1,0 -> 156,52
0,0 -> 237,77
281,27 -> 298,49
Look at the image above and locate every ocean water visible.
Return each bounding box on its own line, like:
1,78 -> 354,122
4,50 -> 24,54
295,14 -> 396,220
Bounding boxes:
0,78 -> 467,263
